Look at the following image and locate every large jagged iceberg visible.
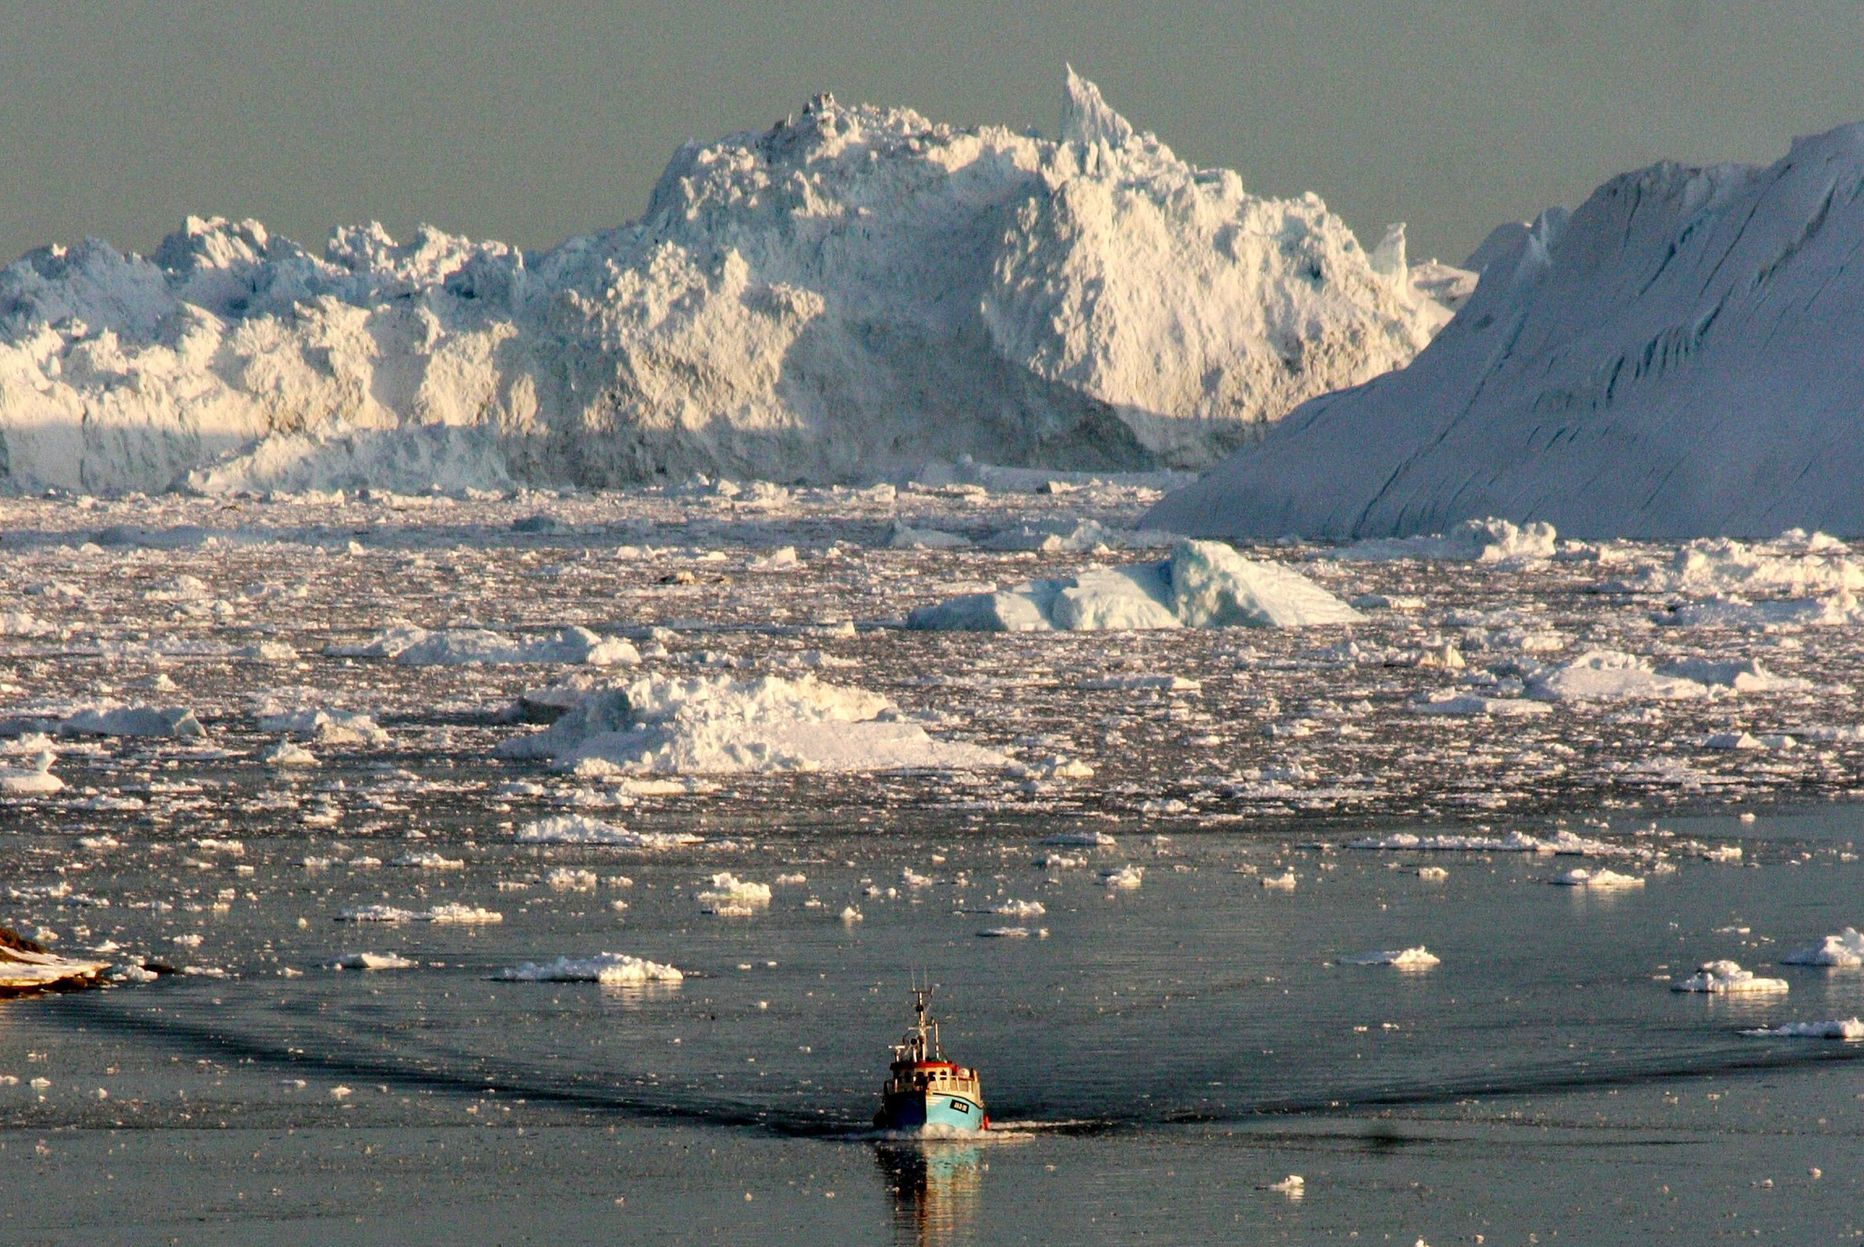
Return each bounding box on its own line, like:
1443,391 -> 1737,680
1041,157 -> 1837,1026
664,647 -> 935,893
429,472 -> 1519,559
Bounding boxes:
0,72 -> 1451,495
1145,121 -> 1864,540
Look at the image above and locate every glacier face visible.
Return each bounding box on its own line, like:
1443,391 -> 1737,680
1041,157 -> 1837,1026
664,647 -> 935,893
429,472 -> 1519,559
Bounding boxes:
1146,122 -> 1864,541
0,72 -> 1449,495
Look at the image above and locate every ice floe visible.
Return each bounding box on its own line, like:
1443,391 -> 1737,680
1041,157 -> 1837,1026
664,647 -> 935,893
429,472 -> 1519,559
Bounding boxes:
1741,1019 -> 1864,1040
1331,518 -> 1560,564
331,625 -> 639,666
697,873 -> 772,916
1550,868 -> 1644,890
255,707 -> 390,746
493,954 -> 683,985
328,952 -> 416,971
906,539 -> 1360,632
1671,960 -> 1788,994
497,674 -> 1005,775
1779,928 -> 1864,968
1338,946 -> 1440,968
514,814 -> 702,849
336,904 -> 502,924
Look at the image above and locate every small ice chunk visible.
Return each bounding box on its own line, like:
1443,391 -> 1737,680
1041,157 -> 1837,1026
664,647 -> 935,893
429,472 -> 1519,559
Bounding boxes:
1339,946 -> 1440,968
1671,960 -> 1788,994
1550,868 -> 1644,890
1741,1018 -> 1864,1040
494,953 -> 682,985
697,872 -> 771,915
1780,928 -> 1864,967
515,814 -> 702,849
329,952 -> 416,971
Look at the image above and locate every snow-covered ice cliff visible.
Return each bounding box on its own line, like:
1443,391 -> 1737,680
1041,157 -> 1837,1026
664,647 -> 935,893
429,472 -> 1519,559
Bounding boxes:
0,72 -> 1452,495
1146,121 -> 1864,541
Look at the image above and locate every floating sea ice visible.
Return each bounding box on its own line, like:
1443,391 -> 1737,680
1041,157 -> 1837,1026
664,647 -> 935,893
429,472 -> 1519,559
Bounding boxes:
256,708 -> 390,746
56,704 -> 206,739
1043,830 -> 1116,848
1551,868 -> 1645,890
1660,658 -> 1812,694
426,904 -> 503,925
992,899 -> 1046,919
1410,691 -> 1552,718
697,872 -> 772,915
1526,650 -> 1710,703
1741,1018 -> 1864,1040
336,904 -> 501,924
1346,830 -> 1543,853
1329,518 -> 1559,565
332,625 -> 639,667
497,673 -> 1005,775
0,750 -> 63,795
494,954 -> 683,985
886,522 -> 971,550
546,868 -> 598,891
515,814 -> 701,849
1780,928 -> 1864,967
1259,871 -> 1297,890
1099,864 -> 1144,889
905,539 -> 1362,632
840,906 -> 864,924
261,739 -> 319,767
1339,946 -> 1440,968
1671,960 -> 1788,993
328,952 -> 416,970
390,852 -> 463,870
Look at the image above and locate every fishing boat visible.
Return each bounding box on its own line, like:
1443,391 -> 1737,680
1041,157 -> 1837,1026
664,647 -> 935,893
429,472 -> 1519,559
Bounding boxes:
874,985 -> 987,1133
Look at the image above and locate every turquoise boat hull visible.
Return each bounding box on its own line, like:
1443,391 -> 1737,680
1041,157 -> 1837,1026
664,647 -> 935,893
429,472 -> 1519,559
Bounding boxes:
875,1089 -> 986,1133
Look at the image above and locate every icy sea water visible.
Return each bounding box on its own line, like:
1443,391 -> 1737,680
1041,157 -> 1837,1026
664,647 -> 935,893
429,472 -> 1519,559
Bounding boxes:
5,803 -> 1863,1245
6,486 -> 1864,1243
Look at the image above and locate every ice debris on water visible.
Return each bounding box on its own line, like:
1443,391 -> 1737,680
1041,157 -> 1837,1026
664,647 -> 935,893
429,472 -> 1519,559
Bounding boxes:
906,539 -> 1360,632
328,952 -> 416,971
697,873 -> 772,916
331,625 -> 639,667
1339,947 -> 1441,968
493,954 -> 683,985
514,815 -> 702,849
1779,928 -> 1864,967
336,905 -> 502,924
498,674 -> 1006,775
1671,960 -> 1788,994
1741,1018 -> 1864,1041
1550,868 -> 1645,890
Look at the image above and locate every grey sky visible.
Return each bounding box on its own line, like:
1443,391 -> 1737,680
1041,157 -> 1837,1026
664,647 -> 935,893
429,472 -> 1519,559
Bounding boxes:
5,1 -> 1863,268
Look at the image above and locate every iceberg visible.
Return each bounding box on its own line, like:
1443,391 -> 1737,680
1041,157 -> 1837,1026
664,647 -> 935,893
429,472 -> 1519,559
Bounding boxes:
1145,121 -> 1864,540
905,538 -> 1360,632
496,673 -> 1006,775
0,73 -> 1453,497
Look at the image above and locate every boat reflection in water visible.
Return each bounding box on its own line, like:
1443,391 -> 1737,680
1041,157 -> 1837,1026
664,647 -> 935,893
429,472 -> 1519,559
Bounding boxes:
875,1141 -> 983,1247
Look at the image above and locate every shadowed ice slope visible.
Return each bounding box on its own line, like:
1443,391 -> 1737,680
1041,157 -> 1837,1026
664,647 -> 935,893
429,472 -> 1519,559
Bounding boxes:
1146,122 -> 1864,541
0,71 -> 1452,495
